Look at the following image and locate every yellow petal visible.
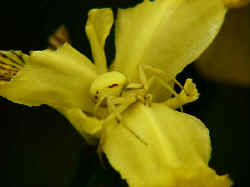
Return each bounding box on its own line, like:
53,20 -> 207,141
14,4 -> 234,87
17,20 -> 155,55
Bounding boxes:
103,103 -> 232,187
86,8 -> 114,74
195,5 -> 250,87
223,0 -> 250,8
111,0 -> 226,82
0,43 -> 97,113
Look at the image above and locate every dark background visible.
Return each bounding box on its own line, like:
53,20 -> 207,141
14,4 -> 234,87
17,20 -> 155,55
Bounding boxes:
0,0 -> 249,186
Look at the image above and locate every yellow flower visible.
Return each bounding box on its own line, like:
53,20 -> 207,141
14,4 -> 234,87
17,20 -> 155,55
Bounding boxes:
223,0 -> 250,8
0,0 -> 232,186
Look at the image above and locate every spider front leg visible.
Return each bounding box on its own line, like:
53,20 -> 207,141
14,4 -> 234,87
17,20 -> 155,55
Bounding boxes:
147,75 -> 184,111
138,64 -> 153,106
163,78 -> 199,109
104,96 -> 148,145
94,95 -> 106,115
125,64 -> 153,106
97,95 -> 139,166
104,96 -> 137,123
106,96 -> 123,123
141,64 -> 199,110
142,64 -> 186,92
96,96 -> 121,166
94,94 -> 118,115
97,125 -> 106,166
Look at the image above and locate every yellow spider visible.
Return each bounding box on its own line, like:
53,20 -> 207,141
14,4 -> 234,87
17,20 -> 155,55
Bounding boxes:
89,64 -> 199,163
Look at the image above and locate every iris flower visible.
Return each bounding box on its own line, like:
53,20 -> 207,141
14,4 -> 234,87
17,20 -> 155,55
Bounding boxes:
1,0 -> 233,186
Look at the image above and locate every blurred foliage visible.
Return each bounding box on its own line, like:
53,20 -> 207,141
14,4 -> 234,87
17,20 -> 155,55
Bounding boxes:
196,5 -> 250,87
0,0 -> 249,187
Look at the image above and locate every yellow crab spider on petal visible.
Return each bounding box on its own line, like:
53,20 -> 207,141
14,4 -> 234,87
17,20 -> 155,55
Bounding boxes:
89,64 -> 200,148
89,70 -> 151,163
90,63 -> 201,123
0,0 -> 233,186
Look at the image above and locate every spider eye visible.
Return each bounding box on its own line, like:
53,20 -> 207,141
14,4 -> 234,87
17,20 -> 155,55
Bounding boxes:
108,83 -> 119,88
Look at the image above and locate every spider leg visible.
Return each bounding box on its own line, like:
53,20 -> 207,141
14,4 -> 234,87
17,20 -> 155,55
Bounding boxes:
97,96 -> 148,165
104,96 -> 137,124
97,126 -> 106,167
148,75 -> 184,112
163,78 -> 199,109
123,64 -> 149,95
141,64 -> 195,111
125,64 -> 147,90
106,96 -> 122,123
126,83 -> 144,89
97,96 -> 137,166
94,95 -> 107,115
137,64 -> 153,106
138,64 -> 149,90
120,121 -> 148,146
145,93 -> 153,107
105,96 -> 148,146
142,64 -> 188,95
97,96 -> 118,167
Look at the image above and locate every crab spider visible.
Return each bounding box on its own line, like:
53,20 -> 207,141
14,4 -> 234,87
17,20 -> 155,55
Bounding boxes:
89,64 -> 199,163
89,66 -> 152,118
90,64 -> 197,121
89,63 -> 199,132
